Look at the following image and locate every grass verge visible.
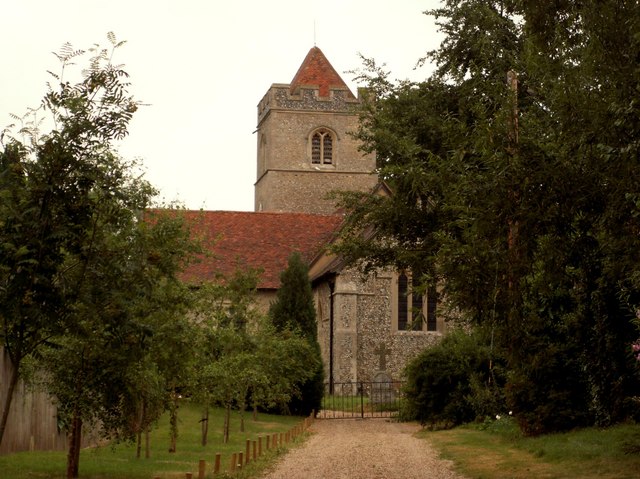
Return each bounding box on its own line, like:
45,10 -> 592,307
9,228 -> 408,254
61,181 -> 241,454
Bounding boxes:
0,399 -> 309,478
422,417 -> 640,479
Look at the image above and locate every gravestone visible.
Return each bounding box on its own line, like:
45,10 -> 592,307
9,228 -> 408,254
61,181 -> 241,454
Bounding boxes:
370,371 -> 395,405
370,342 -> 395,405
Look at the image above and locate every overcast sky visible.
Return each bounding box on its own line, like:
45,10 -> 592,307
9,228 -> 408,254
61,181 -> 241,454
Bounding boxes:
1,0 -> 443,211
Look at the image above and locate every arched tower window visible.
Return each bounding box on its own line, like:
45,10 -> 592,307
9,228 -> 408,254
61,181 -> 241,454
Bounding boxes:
311,128 -> 334,165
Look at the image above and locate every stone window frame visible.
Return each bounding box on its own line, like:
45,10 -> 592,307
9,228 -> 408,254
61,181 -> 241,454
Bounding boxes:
309,127 -> 337,167
391,271 -> 438,333
259,133 -> 267,176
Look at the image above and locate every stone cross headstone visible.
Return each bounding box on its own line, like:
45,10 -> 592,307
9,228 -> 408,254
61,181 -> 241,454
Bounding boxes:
371,343 -> 394,405
374,342 -> 391,371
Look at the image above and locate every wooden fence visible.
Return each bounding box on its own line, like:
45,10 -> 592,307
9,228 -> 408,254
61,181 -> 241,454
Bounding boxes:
153,413 -> 316,479
0,347 -> 68,455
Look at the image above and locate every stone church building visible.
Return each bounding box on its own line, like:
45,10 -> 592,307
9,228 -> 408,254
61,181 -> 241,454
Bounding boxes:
185,46 -> 444,387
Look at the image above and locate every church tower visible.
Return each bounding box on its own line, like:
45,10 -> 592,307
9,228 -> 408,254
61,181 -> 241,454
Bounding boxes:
254,47 -> 377,214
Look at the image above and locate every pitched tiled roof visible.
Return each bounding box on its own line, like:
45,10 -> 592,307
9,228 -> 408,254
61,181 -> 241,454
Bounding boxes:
180,210 -> 343,289
290,46 -> 355,98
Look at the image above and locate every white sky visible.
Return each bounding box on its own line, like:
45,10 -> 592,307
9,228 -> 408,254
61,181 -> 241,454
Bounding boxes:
1,0 -> 443,211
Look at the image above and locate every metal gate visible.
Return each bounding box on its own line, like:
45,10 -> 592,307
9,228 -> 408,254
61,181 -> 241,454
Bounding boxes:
319,381 -> 403,419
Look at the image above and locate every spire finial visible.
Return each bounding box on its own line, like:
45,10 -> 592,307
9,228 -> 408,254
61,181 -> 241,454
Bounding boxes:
314,20 -> 317,46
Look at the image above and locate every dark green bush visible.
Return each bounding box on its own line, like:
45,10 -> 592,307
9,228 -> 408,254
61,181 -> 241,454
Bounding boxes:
401,328 -> 505,427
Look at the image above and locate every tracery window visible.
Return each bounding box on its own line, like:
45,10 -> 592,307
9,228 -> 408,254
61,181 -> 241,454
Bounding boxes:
311,128 -> 334,165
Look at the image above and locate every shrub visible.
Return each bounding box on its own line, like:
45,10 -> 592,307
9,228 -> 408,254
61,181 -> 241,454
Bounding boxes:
401,328 -> 504,427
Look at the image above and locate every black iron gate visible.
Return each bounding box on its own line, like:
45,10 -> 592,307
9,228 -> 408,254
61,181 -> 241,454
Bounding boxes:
319,381 -> 403,419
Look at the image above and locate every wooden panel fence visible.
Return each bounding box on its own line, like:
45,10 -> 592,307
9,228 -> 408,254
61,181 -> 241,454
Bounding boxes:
0,347 -> 69,454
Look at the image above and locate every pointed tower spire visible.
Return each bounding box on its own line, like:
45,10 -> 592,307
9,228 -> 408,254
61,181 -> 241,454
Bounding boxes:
290,47 -> 354,98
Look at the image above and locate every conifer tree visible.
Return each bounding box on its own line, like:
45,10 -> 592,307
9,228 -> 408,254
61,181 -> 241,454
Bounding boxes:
269,252 -> 323,415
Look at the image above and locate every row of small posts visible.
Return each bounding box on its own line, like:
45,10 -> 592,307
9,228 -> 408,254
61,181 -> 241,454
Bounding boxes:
152,413 -> 315,479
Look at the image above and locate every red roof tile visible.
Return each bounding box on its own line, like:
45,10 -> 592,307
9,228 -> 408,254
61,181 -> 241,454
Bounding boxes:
290,46 -> 354,98
179,210 -> 343,289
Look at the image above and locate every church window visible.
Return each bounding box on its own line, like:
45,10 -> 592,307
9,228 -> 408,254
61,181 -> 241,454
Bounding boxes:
311,128 -> 334,165
395,272 -> 438,332
426,285 -> 437,331
398,273 -> 409,330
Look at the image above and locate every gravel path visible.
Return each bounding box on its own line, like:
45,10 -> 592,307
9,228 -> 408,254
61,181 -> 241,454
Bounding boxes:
259,418 -> 468,479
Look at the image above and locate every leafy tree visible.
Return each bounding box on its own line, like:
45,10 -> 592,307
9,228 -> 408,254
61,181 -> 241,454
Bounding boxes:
0,34 -> 140,448
269,252 -> 324,415
192,268 -> 262,444
194,267 -> 319,443
1,35 -> 201,477
335,1 -> 640,433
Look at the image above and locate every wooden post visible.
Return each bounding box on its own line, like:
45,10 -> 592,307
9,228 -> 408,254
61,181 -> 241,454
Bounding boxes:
238,452 -> 243,469
245,439 -> 251,464
279,432 -> 283,445
266,434 -> 270,449
258,436 -> 263,456
252,439 -> 257,460
198,459 -> 206,479
230,453 -> 237,472
185,473 -> 192,479
214,453 -> 221,475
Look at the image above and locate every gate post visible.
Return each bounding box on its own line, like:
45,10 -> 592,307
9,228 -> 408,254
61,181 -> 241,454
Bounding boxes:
360,382 -> 364,419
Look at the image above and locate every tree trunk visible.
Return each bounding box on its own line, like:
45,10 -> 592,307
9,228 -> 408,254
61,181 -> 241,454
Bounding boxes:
145,427 -> 150,459
201,405 -> 209,446
136,397 -> 146,459
239,398 -> 246,433
136,430 -> 142,459
0,359 -> 20,448
66,408 -> 82,478
253,405 -> 258,422
223,405 -> 230,444
168,393 -> 178,453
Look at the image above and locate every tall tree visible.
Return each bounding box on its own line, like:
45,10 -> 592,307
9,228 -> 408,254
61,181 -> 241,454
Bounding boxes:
335,0 -> 640,433
1,34 -> 201,476
0,34 -> 140,447
269,252 -> 324,415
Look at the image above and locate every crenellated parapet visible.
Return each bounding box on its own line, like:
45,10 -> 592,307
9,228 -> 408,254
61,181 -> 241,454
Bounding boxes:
257,84 -> 361,125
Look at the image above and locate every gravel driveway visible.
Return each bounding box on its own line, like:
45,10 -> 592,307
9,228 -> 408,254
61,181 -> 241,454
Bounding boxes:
259,418 -> 468,479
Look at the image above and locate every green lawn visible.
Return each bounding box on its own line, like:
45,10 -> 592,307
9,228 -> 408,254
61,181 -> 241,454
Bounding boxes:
0,400 -> 307,478
423,417 -> 640,479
